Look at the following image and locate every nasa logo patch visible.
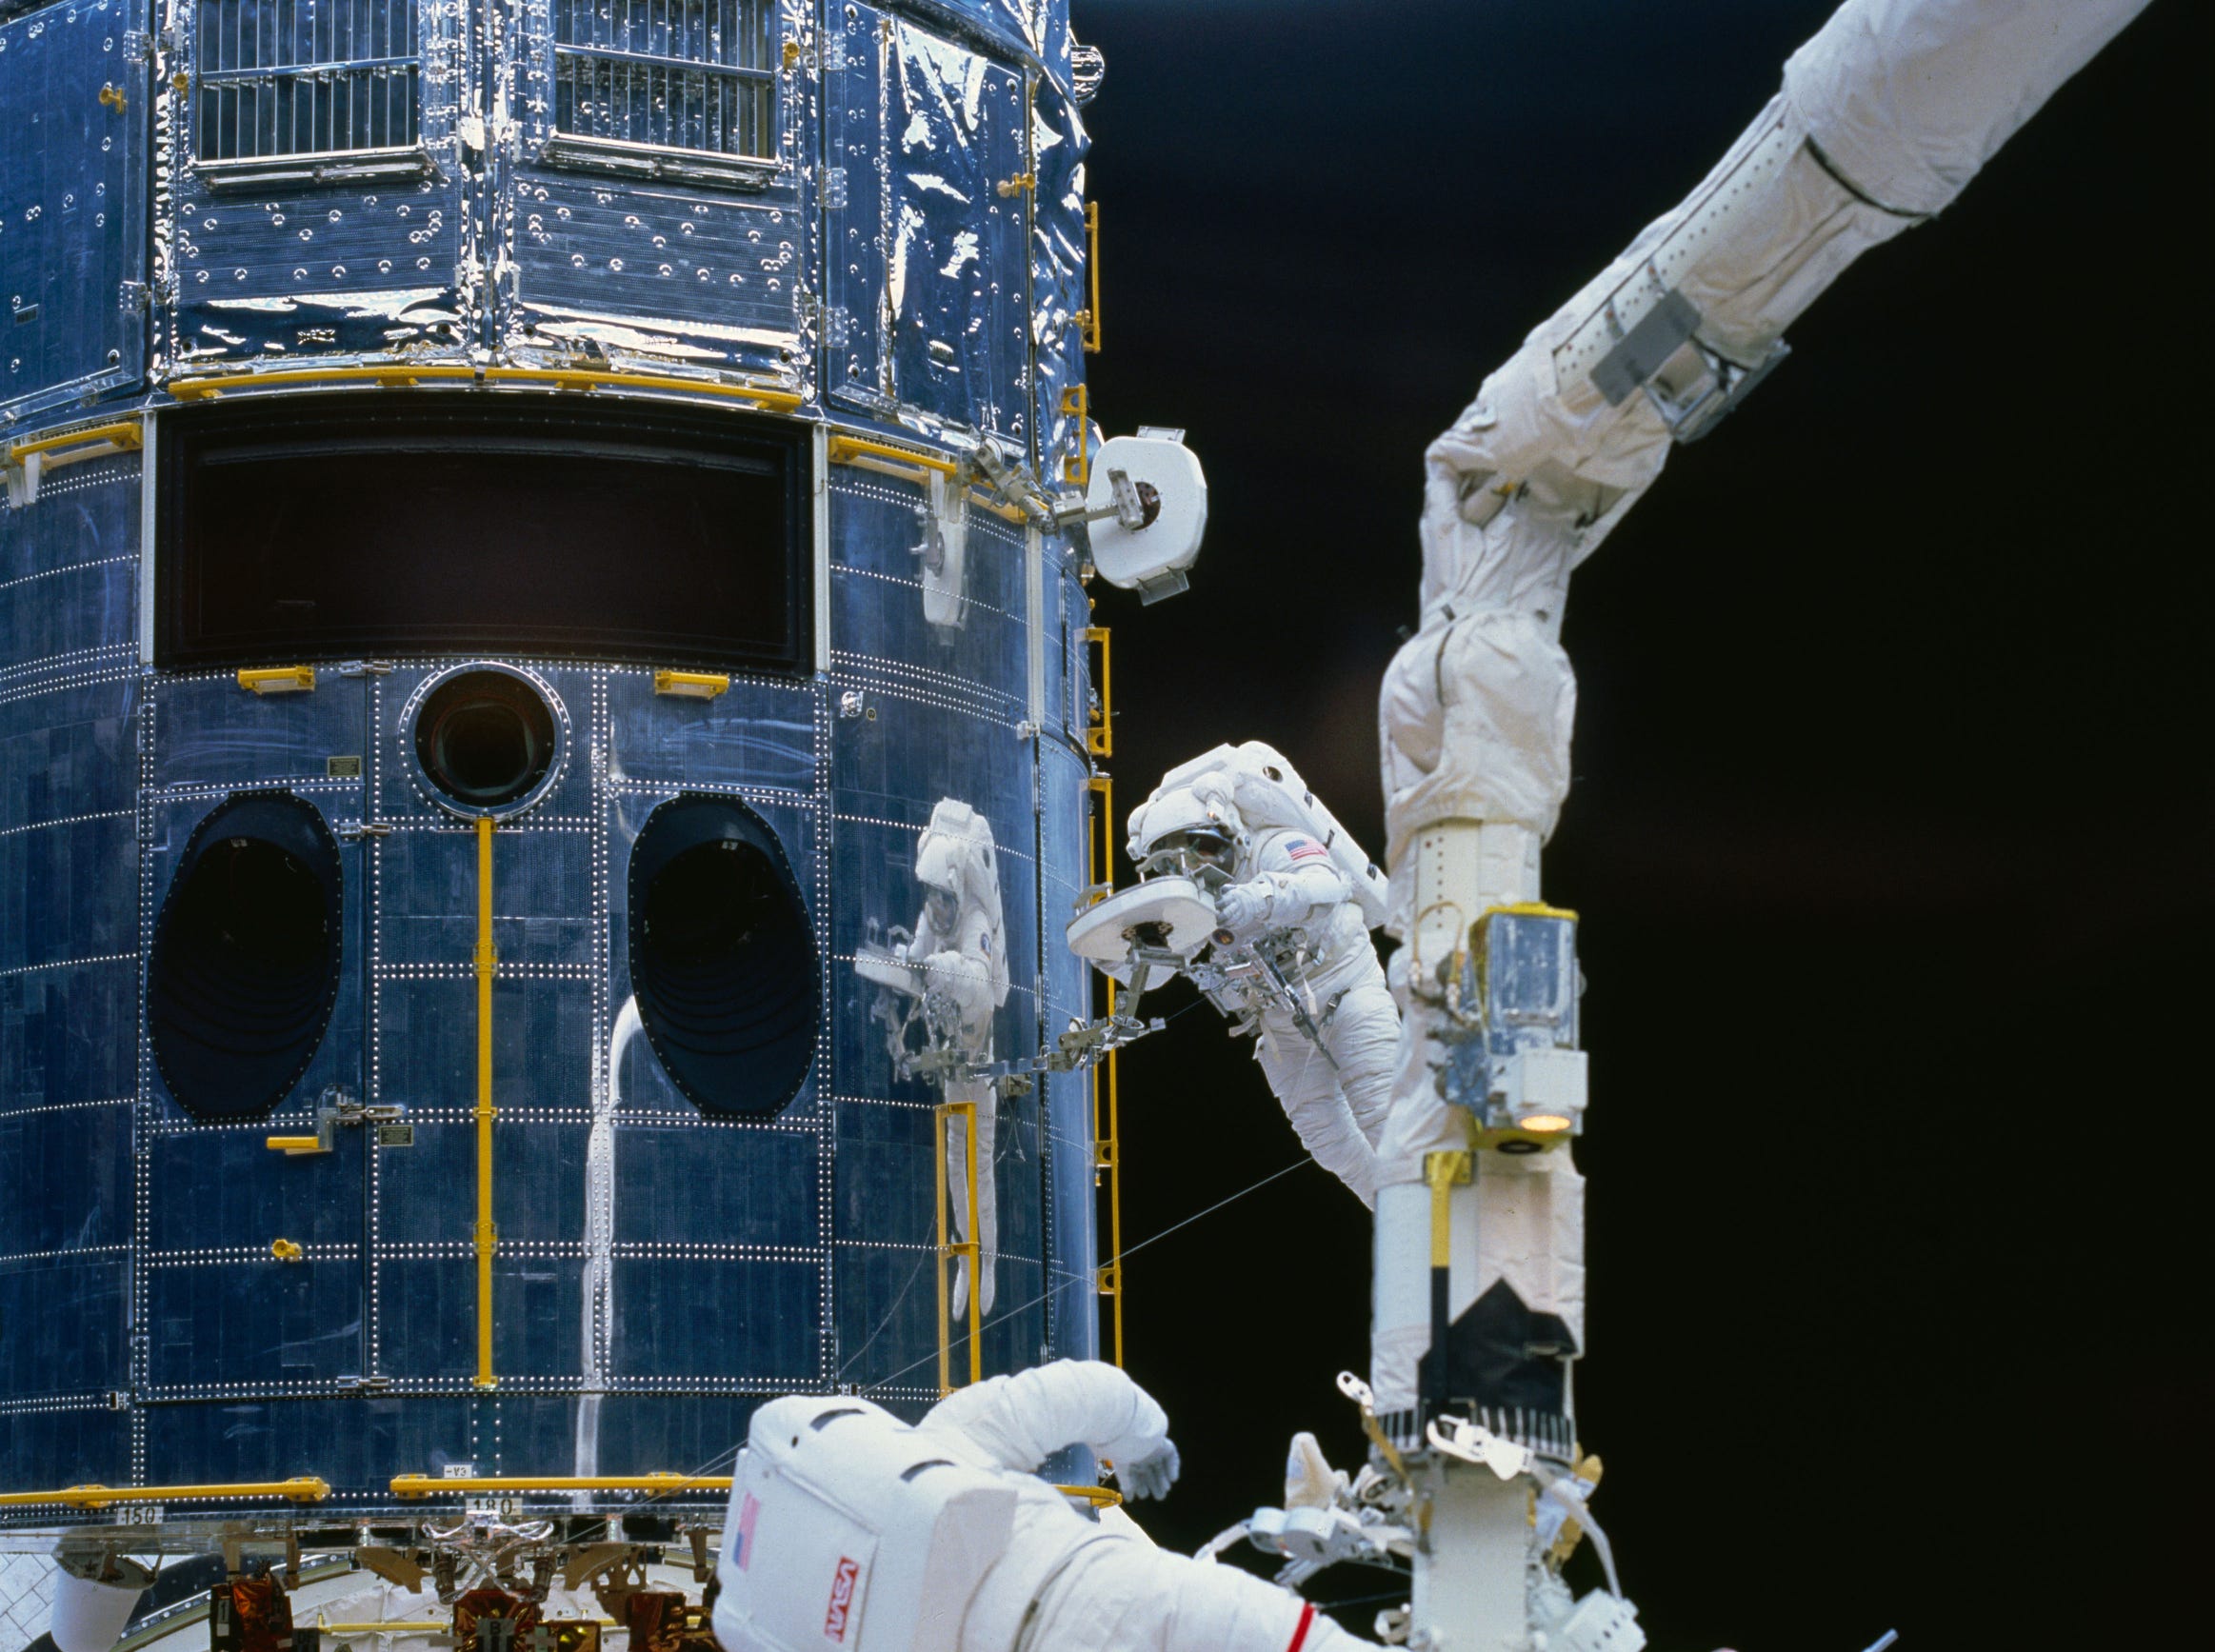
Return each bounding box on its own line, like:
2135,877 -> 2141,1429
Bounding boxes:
823,1556 -> 860,1642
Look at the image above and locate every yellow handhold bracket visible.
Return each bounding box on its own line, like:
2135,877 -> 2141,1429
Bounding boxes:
238,667 -> 316,696
653,670 -> 729,700
264,1135 -> 326,1156
1060,385 -> 1091,488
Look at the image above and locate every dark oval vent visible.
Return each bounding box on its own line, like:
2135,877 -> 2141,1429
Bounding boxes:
628,794 -> 817,1118
149,792 -> 343,1121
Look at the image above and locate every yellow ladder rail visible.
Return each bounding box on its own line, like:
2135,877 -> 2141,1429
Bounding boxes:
474,815 -> 498,1391
1078,202 -> 1102,354
0,1478 -> 329,1508
390,1473 -> 731,1499
933,1101 -> 985,1393
164,363 -> 802,412
1083,627 -> 1112,758
1086,772 -> 1125,1367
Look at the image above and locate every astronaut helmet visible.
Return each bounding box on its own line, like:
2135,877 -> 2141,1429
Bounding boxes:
916,798 -> 999,926
1127,775 -> 1246,884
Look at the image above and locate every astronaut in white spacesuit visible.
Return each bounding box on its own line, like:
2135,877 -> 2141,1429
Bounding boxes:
898,799 -> 1012,1319
1127,755 -> 1396,1208
715,1360 -> 1371,1652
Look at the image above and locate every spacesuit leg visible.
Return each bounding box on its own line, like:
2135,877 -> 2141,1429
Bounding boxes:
1317,972 -> 1397,1149
1253,1005 -> 1379,1209
946,1074 -> 999,1319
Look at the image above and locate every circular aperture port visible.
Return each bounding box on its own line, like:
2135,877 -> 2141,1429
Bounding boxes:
149,792 -> 343,1120
411,667 -> 561,812
628,795 -> 818,1117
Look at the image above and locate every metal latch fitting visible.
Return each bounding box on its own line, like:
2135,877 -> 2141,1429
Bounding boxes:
267,1089 -> 403,1155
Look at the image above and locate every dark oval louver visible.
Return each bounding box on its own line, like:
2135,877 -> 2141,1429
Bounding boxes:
149,791 -> 344,1120
628,794 -> 817,1117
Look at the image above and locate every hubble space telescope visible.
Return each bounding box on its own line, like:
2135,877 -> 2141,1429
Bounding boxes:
0,1 -> 1202,1648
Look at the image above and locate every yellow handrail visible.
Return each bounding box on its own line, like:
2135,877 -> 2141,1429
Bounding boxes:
0,1478 -> 329,1508
1078,202 -> 1102,354
933,1100 -> 984,1394
827,433 -> 960,479
1097,976 -> 1124,1369
169,365 -> 477,400
1083,627 -> 1111,758
5,419 -> 146,507
4,420 -> 144,468
390,1473 -> 730,1499
824,432 -> 1029,525
165,363 -> 802,412
1055,1483 -> 1123,1508
313,1626 -> 452,1636
489,367 -> 802,410
474,815 -> 497,1391
1084,774 -> 1124,1366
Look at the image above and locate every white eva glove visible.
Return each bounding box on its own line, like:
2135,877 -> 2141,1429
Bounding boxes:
1114,1439 -> 1182,1502
1212,882 -> 1268,940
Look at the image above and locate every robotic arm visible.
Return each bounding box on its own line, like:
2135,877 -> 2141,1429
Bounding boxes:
1374,5 -> 2154,1651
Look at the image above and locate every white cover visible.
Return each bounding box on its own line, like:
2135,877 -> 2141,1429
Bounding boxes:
1131,742 -> 1387,929
1086,434 -> 1207,595
1065,877 -> 1218,965
713,1395 -> 1017,1652
49,1561 -> 151,1652
1785,0 -> 2151,218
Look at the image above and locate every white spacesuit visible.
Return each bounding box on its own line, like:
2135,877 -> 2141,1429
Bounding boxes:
903,799 -> 1012,1319
1127,755 -> 1395,1208
714,1360 -> 1369,1652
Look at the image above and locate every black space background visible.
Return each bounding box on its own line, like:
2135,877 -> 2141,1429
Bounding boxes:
1059,2 -> 2211,1647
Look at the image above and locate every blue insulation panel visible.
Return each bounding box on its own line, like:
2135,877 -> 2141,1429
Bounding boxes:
0,0 -> 149,423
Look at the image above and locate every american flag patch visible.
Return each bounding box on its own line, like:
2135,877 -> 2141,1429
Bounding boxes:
734,1490 -> 759,1570
1286,836 -> 1329,865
